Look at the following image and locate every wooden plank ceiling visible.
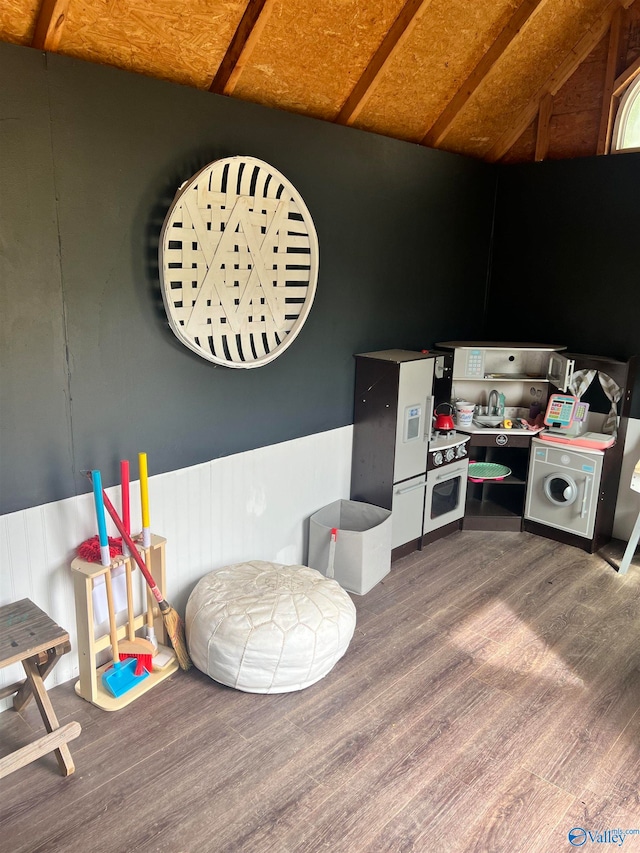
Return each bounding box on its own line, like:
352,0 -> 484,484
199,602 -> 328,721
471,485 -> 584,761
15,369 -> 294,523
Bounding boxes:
1,0 -> 639,162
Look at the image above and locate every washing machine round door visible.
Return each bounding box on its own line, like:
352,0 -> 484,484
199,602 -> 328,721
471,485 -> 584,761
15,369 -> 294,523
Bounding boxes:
543,473 -> 579,506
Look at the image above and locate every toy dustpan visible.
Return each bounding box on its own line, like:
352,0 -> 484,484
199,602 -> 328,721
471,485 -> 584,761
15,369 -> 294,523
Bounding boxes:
102,563 -> 149,698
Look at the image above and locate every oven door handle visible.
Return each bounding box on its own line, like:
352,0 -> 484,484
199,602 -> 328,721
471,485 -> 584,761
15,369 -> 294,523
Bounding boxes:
435,467 -> 467,481
395,481 -> 428,496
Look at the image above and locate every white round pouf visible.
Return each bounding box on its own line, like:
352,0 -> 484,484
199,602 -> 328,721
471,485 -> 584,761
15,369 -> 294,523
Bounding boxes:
185,560 -> 357,694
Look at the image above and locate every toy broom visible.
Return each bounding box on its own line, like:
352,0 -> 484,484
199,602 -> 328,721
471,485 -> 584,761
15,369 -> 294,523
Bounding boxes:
86,473 -> 192,671
90,469 -> 149,696
118,559 -> 156,676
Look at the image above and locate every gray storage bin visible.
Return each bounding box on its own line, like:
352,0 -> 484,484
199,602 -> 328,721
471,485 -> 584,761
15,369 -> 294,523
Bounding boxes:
308,499 -> 392,595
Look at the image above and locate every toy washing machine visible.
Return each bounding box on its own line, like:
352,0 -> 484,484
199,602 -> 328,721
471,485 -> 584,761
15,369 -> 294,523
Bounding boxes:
525,438 -> 604,544
524,353 -> 637,554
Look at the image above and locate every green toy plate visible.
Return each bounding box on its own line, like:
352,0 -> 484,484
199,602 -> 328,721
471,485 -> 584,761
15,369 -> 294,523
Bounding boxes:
468,462 -> 512,482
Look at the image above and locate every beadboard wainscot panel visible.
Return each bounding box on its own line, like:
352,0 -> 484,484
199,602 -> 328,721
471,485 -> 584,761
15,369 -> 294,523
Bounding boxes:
614,417 -> 640,542
0,426 -> 352,711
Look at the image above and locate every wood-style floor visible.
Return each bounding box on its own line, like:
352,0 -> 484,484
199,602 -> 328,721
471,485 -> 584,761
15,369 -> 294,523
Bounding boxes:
2,531 -> 640,853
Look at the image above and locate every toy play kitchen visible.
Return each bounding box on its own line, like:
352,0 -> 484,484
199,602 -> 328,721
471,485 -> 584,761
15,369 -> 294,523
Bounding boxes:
435,341 -> 567,533
350,349 -> 470,559
435,343 -> 636,551
352,344 -> 635,559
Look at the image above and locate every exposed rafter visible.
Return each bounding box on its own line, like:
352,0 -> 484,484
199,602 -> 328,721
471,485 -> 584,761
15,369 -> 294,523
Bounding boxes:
597,8 -> 623,154
31,0 -> 71,51
1,0 -> 637,164
486,0 -> 634,162
335,0 -> 433,126
422,0 -> 546,148
209,0 -> 275,96
535,93 -> 554,160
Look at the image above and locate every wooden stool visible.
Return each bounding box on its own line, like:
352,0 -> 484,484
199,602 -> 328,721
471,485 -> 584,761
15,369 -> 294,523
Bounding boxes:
0,599 -> 81,779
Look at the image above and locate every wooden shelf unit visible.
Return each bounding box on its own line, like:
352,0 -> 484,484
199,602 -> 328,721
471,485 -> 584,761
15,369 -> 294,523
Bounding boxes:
70,534 -> 178,711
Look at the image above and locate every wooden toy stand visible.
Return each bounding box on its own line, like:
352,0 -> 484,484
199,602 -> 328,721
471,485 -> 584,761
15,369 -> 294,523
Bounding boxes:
71,534 -> 179,711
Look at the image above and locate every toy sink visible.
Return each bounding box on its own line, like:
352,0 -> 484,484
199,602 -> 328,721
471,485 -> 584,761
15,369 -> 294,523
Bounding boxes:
473,415 -> 503,427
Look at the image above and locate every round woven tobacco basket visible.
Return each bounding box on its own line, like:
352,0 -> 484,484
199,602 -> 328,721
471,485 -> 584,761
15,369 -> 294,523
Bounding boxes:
159,156 -> 319,368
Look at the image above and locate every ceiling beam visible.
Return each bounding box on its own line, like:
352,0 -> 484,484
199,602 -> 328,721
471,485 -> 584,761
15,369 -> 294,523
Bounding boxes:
209,0 -> 275,96
422,0 -> 546,149
32,0 -> 71,51
597,8 -> 623,155
335,0 -> 433,126
485,0 -> 632,163
535,93 -> 554,160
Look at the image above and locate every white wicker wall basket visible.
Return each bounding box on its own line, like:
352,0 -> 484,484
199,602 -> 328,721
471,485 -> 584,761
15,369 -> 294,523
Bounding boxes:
159,156 -> 319,368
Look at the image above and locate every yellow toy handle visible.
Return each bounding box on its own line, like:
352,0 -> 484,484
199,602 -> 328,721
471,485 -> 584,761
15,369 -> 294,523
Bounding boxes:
139,452 -> 151,546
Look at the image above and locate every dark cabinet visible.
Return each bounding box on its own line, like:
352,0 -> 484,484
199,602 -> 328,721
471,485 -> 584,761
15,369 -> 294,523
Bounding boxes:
463,433 -> 532,531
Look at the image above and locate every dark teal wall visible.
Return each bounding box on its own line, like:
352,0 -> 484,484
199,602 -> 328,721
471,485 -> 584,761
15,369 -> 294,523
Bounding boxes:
488,155 -> 640,417
0,42 -> 495,514
0,48 -> 73,511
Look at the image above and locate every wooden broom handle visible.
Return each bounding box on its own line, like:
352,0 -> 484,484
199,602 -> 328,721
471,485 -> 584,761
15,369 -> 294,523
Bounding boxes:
124,560 -> 136,642
103,567 -> 120,666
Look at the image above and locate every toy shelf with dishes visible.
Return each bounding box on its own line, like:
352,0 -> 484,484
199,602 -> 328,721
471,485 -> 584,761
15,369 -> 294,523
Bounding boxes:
71,534 -> 178,711
463,437 -> 532,531
435,342 -> 566,531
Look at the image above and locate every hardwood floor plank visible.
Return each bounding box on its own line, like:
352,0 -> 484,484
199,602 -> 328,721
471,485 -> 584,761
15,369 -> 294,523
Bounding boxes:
281,678 -> 511,852
364,764 -> 574,853
1,532 -> 638,853
415,536 -> 565,626
518,596 -> 640,795
454,765 -> 575,853
355,769 -> 483,853
328,637 -> 497,751
472,600 -> 596,695
584,708 -> 640,812
226,674 -> 501,852
220,630 -> 500,836
444,675 -> 567,788
462,548 -> 603,646
0,671 -> 246,837
455,611 -> 640,797
0,704 -> 39,753
360,531 -> 525,617
8,713 -> 311,853
522,675 -> 640,797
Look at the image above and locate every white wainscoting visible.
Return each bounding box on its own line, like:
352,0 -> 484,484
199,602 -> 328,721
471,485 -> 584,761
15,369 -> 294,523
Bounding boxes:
0,426 -> 353,710
3,419 -> 638,714
614,417 -> 640,541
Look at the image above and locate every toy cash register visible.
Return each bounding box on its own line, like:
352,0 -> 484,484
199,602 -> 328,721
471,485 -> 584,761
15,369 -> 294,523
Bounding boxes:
539,394 -> 615,449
